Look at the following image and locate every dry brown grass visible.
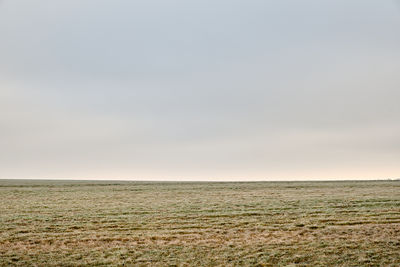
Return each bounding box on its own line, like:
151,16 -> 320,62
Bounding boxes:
0,180 -> 399,266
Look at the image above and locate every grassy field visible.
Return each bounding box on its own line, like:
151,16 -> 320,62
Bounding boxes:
0,180 -> 399,266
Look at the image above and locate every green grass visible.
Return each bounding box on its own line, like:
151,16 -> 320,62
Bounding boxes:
1,180 -> 399,266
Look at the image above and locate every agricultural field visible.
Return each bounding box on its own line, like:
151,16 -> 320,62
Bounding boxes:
0,180 -> 399,266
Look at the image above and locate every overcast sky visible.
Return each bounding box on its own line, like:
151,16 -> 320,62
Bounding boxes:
1,0 -> 399,180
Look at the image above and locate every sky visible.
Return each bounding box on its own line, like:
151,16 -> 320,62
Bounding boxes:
1,0 -> 399,181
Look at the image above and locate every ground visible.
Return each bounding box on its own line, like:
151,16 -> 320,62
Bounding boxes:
0,180 -> 399,266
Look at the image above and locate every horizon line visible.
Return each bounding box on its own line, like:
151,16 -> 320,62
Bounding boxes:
1,178 -> 399,183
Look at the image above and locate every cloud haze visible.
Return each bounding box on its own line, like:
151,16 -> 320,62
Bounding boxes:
1,0 -> 399,180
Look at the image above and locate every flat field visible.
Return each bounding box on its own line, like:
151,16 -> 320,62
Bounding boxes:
0,180 -> 399,266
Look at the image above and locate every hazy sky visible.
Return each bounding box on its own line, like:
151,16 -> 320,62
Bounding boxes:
1,0 -> 399,180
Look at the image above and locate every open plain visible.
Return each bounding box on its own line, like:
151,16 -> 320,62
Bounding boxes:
0,180 -> 399,266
